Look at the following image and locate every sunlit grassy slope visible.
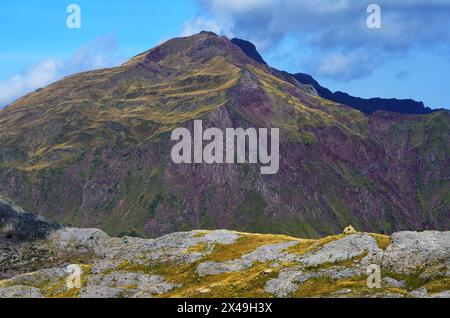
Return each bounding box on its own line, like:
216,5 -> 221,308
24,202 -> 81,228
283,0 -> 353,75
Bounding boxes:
0,32 -> 448,238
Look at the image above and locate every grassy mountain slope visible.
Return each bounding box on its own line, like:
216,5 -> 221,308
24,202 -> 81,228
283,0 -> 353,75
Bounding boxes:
0,32 -> 448,238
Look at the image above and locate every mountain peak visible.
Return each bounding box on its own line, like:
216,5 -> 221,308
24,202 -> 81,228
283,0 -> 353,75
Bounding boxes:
126,31 -> 247,67
231,38 -> 267,65
198,30 -> 220,37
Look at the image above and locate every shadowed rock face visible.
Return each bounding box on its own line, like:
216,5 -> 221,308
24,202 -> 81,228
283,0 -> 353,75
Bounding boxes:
0,199 -> 62,279
231,38 -> 267,65
0,198 -> 60,242
0,32 -> 448,239
0,208 -> 448,298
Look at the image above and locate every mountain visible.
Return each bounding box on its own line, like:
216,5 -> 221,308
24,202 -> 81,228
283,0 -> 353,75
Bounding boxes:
0,32 -> 448,239
230,37 -> 436,115
293,73 -> 435,115
1,201 -> 449,298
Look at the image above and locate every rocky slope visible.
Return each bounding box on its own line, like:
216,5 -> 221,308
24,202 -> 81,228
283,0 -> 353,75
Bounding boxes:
0,200 -> 449,298
0,32 -> 448,239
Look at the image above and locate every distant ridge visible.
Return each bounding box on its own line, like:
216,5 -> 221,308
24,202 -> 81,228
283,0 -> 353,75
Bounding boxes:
232,37 -> 436,115
293,73 -> 435,115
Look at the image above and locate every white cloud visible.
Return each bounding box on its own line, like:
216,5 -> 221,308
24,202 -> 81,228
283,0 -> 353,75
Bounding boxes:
181,17 -> 230,37
189,0 -> 450,80
0,35 -> 125,107
316,51 -> 377,81
0,59 -> 62,106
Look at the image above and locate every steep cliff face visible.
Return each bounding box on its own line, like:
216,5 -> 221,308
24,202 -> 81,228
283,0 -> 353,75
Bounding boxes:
0,203 -> 449,298
0,32 -> 448,238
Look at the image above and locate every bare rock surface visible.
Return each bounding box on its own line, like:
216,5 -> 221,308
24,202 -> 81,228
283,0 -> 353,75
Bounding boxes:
0,203 -> 449,298
382,231 -> 450,275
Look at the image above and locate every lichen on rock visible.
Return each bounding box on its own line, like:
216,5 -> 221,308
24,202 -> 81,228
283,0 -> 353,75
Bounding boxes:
0,204 -> 449,298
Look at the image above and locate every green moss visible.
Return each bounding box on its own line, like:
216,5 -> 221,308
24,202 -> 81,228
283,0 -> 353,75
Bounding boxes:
382,270 -> 426,291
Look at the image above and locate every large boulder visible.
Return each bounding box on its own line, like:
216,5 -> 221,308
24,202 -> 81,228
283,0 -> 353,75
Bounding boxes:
382,231 -> 450,276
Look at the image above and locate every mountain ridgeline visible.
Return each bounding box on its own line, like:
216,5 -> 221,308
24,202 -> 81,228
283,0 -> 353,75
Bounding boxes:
292,73 -> 435,115
0,32 -> 448,239
231,38 -> 436,115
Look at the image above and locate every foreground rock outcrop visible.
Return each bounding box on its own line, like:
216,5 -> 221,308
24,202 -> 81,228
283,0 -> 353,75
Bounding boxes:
0,200 -> 449,298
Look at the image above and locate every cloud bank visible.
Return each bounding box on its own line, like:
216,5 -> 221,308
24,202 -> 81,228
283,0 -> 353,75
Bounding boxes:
183,0 -> 450,80
0,35 -> 125,107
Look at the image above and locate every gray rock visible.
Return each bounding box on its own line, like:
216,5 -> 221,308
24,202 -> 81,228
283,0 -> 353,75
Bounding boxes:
264,269 -> 311,297
80,286 -> 122,298
325,267 -> 362,280
49,227 -> 110,253
410,287 -> 428,298
382,231 -> 450,275
146,230 -> 240,264
0,198 -> 60,242
243,241 -> 299,262
297,234 -> 382,268
429,291 -> 450,298
264,266 -> 361,298
196,260 -> 250,276
0,285 -> 43,298
196,241 -> 298,276
3,267 -> 67,288
85,271 -> 179,297
202,230 -> 240,244
335,289 -> 352,294
383,276 -> 406,289
1,222 -> 449,299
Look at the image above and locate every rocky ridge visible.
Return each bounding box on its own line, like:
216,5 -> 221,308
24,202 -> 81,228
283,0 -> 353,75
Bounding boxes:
0,200 -> 448,298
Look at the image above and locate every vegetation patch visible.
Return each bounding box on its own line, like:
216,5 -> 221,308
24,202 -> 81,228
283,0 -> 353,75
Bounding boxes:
203,233 -> 297,263
159,261 -> 279,298
369,233 -> 392,250
382,270 -> 426,291
287,234 -> 346,256
423,277 -> 450,294
185,243 -> 209,254
292,276 -> 407,298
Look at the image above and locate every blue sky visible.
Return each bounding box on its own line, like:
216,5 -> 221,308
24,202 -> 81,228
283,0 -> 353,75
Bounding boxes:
1,0 -> 449,109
